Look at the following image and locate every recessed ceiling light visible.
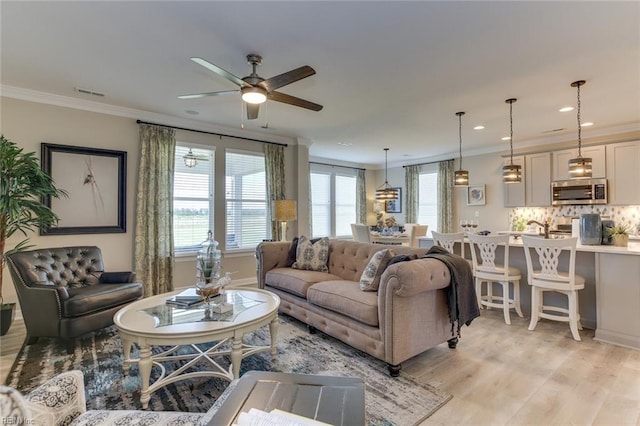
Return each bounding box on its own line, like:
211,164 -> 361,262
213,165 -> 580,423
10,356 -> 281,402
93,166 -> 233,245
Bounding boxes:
501,136 -> 511,141
581,122 -> 594,127
337,142 -> 352,146
559,106 -> 574,112
185,110 -> 199,115
473,125 -> 485,130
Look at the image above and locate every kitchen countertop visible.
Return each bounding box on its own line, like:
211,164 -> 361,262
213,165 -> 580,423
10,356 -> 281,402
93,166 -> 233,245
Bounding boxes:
418,235 -> 640,256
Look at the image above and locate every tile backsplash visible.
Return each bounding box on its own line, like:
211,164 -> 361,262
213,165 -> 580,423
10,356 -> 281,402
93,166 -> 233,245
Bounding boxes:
509,205 -> 640,235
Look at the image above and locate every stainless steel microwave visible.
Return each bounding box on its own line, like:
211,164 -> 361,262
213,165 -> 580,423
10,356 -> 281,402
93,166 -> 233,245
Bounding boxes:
552,179 -> 607,206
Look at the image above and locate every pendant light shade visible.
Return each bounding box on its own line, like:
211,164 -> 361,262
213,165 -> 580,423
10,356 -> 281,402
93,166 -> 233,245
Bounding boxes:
183,148 -> 198,168
375,148 -> 399,201
502,98 -> 522,184
454,111 -> 469,186
568,80 -> 592,178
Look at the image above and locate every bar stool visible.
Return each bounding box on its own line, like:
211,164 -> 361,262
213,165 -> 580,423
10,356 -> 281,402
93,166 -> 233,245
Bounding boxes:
467,233 -> 523,325
431,231 -> 466,258
522,236 -> 585,341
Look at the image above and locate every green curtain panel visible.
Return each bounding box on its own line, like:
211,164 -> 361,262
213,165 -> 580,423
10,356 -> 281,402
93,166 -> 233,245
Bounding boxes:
404,165 -> 419,224
438,159 -> 454,233
356,169 -> 366,224
265,144 -> 285,241
135,124 -> 176,296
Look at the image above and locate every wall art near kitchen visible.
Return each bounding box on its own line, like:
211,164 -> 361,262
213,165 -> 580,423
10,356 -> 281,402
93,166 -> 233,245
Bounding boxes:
385,188 -> 402,213
40,143 -> 126,235
467,184 -> 486,206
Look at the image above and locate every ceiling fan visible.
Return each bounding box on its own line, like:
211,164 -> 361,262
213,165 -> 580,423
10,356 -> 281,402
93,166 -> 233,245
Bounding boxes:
179,54 -> 323,120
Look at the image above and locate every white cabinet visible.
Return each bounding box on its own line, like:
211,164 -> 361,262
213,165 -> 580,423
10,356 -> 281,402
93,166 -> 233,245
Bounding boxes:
502,155 -> 525,207
552,145 -> 606,180
606,140 -> 640,205
525,152 -> 551,206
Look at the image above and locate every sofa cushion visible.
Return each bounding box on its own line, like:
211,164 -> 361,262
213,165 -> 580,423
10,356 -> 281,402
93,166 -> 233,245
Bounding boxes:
266,268 -> 343,298
307,281 -> 379,327
292,236 -> 329,272
359,249 -> 394,291
64,283 -> 143,317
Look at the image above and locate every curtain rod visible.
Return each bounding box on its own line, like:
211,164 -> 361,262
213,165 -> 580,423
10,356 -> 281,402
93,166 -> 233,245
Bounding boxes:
402,158 -> 454,168
136,120 -> 288,147
310,161 -> 366,171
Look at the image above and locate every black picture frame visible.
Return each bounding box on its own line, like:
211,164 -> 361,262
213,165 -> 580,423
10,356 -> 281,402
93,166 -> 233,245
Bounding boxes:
40,143 -> 127,235
385,188 -> 402,213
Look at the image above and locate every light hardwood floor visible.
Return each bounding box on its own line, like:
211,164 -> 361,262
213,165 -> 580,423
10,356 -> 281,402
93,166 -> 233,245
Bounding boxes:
1,311 -> 639,425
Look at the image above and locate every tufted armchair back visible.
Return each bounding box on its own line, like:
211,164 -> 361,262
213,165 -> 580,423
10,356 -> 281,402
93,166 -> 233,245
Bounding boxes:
8,246 -> 105,288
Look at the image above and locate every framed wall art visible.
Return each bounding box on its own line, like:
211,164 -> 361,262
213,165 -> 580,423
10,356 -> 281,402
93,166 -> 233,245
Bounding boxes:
467,184 -> 486,206
385,188 -> 402,213
40,143 -> 127,235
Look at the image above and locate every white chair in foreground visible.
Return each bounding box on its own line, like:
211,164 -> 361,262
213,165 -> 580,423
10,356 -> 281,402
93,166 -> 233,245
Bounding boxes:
432,231 -> 466,258
467,233 -> 523,325
351,223 -> 371,243
522,236 -> 585,341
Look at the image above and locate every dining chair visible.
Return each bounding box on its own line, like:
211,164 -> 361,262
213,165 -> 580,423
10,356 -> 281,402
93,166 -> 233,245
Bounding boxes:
466,233 -> 523,325
408,224 -> 428,247
521,236 -> 585,341
351,223 -> 371,243
431,231 -> 466,258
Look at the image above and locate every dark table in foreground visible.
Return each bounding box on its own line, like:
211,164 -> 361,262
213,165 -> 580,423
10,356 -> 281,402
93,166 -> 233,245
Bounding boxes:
208,371 -> 366,425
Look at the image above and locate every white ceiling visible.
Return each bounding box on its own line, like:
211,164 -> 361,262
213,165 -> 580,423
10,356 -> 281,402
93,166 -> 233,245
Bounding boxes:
2,1 -> 639,167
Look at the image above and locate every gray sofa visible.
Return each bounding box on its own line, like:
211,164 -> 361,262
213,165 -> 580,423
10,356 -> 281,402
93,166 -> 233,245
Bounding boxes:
256,239 -> 459,376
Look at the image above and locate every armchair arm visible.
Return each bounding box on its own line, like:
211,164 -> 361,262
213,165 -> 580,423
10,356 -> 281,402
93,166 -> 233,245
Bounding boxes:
23,370 -> 86,425
99,271 -> 137,284
255,241 -> 293,289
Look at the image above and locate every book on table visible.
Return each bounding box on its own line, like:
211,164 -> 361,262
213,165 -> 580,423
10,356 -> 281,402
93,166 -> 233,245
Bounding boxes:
166,288 -> 203,307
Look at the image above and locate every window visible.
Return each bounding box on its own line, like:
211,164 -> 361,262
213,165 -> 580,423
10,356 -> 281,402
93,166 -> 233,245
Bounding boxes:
417,166 -> 438,237
226,150 -> 269,250
173,144 -> 215,252
310,165 -> 357,238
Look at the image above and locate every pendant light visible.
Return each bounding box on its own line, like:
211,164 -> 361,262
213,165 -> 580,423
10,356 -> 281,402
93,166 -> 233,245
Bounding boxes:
375,148 -> 399,201
568,80 -> 592,178
502,98 -> 522,184
454,111 -> 469,186
183,148 -> 198,168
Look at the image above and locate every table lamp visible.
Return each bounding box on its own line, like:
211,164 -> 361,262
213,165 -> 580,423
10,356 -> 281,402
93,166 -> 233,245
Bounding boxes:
274,199 -> 297,241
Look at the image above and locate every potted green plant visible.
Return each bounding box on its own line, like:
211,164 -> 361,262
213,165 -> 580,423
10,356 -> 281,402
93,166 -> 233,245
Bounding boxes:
607,224 -> 630,247
0,135 -> 67,335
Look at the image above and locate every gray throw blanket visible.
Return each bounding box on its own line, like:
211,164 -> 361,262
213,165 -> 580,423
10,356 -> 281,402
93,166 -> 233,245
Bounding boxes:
422,245 -> 480,336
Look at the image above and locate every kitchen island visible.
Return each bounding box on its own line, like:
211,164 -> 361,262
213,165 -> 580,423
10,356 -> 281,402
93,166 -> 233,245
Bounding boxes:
419,236 -> 640,350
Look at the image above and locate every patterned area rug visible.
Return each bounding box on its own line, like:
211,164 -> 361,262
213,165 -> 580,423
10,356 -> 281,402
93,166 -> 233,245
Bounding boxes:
7,315 -> 451,425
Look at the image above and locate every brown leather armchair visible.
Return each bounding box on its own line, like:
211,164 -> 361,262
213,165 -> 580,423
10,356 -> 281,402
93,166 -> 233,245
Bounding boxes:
6,246 -> 143,353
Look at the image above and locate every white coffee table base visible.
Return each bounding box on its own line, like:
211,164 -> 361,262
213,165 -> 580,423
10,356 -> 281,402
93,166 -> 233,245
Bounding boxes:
114,289 -> 280,409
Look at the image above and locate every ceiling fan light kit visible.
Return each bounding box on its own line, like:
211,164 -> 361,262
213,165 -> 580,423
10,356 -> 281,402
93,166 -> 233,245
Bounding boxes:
183,148 -> 198,168
180,54 -> 322,120
502,98 -> 522,184
375,148 -> 399,201
568,80 -> 592,179
454,111 -> 469,187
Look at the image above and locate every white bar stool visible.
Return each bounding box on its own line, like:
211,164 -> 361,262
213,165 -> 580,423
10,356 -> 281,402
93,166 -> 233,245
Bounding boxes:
431,231 -> 466,258
522,236 -> 585,341
467,233 -> 523,325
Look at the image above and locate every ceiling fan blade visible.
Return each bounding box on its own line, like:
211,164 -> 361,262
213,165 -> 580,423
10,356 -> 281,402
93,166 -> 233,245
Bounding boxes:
260,66 -> 316,92
190,57 -> 250,88
268,91 -> 323,111
247,103 -> 260,120
178,90 -> 239,99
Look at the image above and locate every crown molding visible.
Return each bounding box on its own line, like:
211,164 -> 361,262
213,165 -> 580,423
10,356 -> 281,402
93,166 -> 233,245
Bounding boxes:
1,85 -> 295,145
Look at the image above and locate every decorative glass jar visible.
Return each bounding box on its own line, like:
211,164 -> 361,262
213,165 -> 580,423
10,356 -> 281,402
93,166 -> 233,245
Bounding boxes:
196,230 -> 222,284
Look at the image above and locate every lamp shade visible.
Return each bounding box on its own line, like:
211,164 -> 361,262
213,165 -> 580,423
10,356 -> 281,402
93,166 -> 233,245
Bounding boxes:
502,163 -> 522,184
454,169 -> 469,186
273,199 -> 297,222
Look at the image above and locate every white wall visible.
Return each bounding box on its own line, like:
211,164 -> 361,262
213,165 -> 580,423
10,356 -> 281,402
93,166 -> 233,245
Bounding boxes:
0,97 -> 303,308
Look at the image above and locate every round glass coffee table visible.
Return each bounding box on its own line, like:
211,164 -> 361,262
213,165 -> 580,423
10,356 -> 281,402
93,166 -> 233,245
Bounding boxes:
114,288 -> 280,409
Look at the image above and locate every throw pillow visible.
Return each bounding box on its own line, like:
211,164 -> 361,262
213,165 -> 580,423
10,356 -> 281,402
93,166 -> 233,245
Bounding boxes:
286,237 -> 300,267
291,236 -> 330,272
359,249 -> 394,291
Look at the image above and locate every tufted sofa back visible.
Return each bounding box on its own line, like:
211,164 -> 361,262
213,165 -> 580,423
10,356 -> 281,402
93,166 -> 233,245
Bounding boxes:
8,247 -> 105,288
327,240 -> 428,281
